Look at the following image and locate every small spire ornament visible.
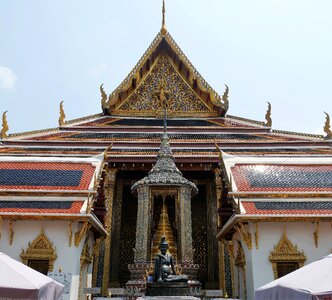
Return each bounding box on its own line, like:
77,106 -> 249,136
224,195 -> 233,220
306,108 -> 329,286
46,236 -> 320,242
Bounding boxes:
0,111 -> 9,139
100,83 -> 108,109
58,101 -> 66,127
161,0 -> 167,35
323,112 -> 332,139
265,101 -> 272,127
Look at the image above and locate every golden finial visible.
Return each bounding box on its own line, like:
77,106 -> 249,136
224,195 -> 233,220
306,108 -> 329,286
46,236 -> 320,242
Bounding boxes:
161,0 -> 167,35
265,101 -> 272,127
100,84 -> 108,109
323,112 -> 332,139
222,84 -> 229,109
0,111 -> 9,139
58,101 -> 66,127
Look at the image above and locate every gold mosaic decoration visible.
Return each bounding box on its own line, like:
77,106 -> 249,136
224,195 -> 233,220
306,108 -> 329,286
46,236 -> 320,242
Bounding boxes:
20,230 -> 57,272
269,229 -> 306,279
117,55 -> 210,117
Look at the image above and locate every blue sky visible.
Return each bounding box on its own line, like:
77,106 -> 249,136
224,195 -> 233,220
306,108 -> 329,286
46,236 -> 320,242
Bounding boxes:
0,0 -> 331,135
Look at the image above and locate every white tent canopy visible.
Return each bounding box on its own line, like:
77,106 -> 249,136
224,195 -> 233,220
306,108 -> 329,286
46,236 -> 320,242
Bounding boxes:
0,252 -> 64,300
255,254 -> 332,300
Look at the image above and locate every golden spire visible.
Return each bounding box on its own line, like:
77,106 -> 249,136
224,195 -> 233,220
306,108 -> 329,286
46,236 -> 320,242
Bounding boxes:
265,101 -> 272,127
0,111 -> 9,139
58,101 -> 66,127
323,112 -> 332,139
151,198 -> 177,260
161,0 -> 167,35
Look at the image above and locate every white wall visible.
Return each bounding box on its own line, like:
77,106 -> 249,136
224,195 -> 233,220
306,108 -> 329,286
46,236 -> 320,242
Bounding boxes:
247,221 -> 332,300
0,220 -> 91,300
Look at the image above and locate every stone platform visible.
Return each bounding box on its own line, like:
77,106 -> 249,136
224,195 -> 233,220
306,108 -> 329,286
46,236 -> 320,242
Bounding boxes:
137,297 -> 199,300
146,282 -> 190,297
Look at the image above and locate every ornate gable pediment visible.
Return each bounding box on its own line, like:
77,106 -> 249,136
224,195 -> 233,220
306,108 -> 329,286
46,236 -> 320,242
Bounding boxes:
20,230 -> 57,272
269,232 -> 306,262
269,230 -> 306,279
102,32 -> 228,117
116,55 -> 211,117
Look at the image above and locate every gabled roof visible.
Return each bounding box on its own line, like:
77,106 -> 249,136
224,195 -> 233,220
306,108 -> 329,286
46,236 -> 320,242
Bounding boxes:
0,156 -> 102,193
221,154 -> 332,196
102,31 -> 228,117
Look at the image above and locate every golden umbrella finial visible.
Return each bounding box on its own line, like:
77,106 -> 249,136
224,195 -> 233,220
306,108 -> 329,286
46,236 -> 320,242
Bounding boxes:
323,112 -> 332,139
161,0 -> 167,35
0,111 -> 9,139
265,101 -> 272,127
58,101 -> 66,127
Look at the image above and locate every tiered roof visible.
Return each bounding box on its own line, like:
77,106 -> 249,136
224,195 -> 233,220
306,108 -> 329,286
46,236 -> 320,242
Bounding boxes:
0,155 -> 106,234
0,17 -> 331,232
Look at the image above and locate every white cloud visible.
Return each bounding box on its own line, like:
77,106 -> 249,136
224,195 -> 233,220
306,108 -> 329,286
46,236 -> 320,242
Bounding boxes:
90,62 -> 107,77
0,66 -> 17,89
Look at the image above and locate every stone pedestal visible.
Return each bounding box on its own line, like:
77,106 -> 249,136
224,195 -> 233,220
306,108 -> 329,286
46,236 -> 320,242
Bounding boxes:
146,282 -> 190,297
181,261 -> 200,281
125,263 -> 150,299
138,297 -> 200,300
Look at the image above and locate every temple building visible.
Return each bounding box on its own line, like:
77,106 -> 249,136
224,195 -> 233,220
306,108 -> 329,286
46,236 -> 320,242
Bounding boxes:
0,2 -> 332,300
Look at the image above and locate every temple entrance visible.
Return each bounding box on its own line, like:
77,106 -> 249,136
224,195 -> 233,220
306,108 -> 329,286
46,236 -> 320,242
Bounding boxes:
108,170 -> 219,290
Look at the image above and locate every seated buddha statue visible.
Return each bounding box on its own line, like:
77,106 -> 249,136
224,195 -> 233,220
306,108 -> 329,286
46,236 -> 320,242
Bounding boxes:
154,236 -> 188,283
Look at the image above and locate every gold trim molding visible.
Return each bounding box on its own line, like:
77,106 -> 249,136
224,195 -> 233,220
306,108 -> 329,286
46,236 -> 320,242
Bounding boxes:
20,230 -> 57,272
234,222 -> 252,250
313,222 -> 319,248
9,220 -> 14,245
74,222 -> 92,247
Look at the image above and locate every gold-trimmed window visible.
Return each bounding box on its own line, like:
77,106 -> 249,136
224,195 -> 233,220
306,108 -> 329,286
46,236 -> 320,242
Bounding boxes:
20,231 -> 57,274
269,231 -> 306,279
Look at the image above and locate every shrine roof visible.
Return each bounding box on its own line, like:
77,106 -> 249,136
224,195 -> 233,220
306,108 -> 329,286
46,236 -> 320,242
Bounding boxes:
72,116 -> 260,129
0,200 -> 84,214
0,162 -> 94,190
232,164 -> 332,193
241,201 -> 332,215
0,156 -> 103,192
24,131 -> 314,143
222,155 -> 332,194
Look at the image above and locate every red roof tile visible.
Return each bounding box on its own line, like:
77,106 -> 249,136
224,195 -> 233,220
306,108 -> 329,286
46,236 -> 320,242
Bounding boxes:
0,162 -> 95,190
0,201 -> 84,214
232,164 -> 332,192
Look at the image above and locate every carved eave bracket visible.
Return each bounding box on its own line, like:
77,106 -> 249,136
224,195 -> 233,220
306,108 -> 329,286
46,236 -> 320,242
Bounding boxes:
234,222 -> 252,250
234,240 -> 246,267
74,222 -> 92,247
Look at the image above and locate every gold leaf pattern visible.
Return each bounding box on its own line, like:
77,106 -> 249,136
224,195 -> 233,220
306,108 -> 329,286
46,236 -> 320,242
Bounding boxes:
118,55 -> 209,115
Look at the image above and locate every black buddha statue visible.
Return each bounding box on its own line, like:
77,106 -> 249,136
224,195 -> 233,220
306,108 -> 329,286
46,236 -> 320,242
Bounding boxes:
154,236 -> 188,283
